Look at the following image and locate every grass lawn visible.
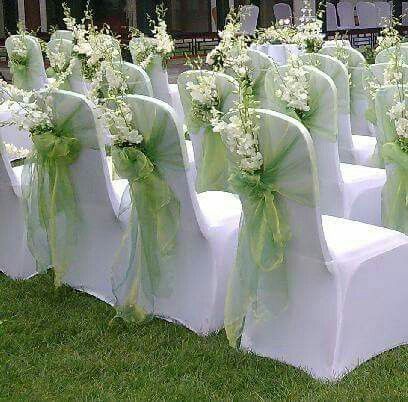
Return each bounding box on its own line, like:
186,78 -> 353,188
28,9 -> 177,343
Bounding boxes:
1,272 -> 408,401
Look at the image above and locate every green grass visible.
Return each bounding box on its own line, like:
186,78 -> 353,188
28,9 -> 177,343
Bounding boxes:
1,272 -> 408,401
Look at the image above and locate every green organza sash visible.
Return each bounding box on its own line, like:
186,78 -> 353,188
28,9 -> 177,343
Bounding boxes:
225,113 -> 316,347
178,71 -> 238,192
111,96 -> 185,321
22,129 -> 81,285
112,146 -> 180,321
382,143 -> 408,234
5,35 -> 46,90
265,65 -> 338,142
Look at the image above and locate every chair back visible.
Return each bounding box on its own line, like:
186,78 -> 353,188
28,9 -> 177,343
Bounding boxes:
376,46 -> 408,64
240,5 -> 259,35
326,2 -> 338,31
273,3 -> 293,23
403,2 -> 408,26
375,1 -> 392,27
5,35 -> 47,90
50,30 -> 74,42
356,1 -> 377,28
337,1 -> 356,28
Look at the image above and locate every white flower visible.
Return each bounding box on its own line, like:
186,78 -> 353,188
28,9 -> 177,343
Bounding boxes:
276,56 -> 310,113
4,143 -> 30,159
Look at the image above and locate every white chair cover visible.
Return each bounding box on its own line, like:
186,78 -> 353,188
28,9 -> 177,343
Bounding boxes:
50,30 -> 74,42
337,1 -> 356,29
246,48 -> 275,108
111,95 -> 242,334
240,5 -> 259,36
0,138 -> 36,279
5,35 -> 47,90
375,1 -> 392,27
319,45 -> 370,136
273,3 -> 293,22
238,109 -> 408,380
403,2 -> 408,26
326,2 -> 339,31
265,65 -> 385,225
356,1 -> 378,28
376,46 -> 408,64
300,53 -> 376,166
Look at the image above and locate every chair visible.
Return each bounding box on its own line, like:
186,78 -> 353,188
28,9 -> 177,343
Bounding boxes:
376,46 -> 408,64
240,5 -> 259,36
337,1 -> 356,29
403,2 -> 408,26
50,30 -> 74,42
375,1 -> 392,27
319,46 -> 370,136
46,38 -> 74,90
233,109 -> 408,380
375,85 -> 408,234
129,37 -> 183,123
0,139 -> 36,279
246,49 -> 275,108
356,1 -> 378,28
273,3 -> 293,23
300,53 -> 376,166
265,65 -> 386,225
178,70 -> 238,193
111,95 -> 242,334
5,35 -> 47,90
326,2 -> 339,31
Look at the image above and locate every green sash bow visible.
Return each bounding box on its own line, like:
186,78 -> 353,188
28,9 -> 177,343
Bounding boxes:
112,145 -> 180,322
225,116 -> 316,347
382,142 -> 408,234
22,129 -> 81,286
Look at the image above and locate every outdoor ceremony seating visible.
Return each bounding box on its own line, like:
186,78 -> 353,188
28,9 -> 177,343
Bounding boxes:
356,2 -> 377,29
239,5 -> 259,36
337,2 -> 356,29
326,2 -> 338,31
265,65 -> 385,225
50,30 -> 74,42
375,1 -> 392,27
235,109 -> 408,381
376,45 -> 408,64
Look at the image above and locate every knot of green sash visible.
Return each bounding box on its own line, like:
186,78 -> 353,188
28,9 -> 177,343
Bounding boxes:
23,129 -> 81,286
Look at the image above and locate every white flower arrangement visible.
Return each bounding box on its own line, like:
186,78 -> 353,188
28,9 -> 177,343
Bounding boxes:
212,104 -> 262,173
376,18 -> 401,54
256,20 -> 296,45
275,56 -> 310,115
186,73 -> 220,125
63,3 -> 121,81
293,0 -> 324,53
129,4 -> 174,70
388,98 -> 408,140
206,7 -> 245,71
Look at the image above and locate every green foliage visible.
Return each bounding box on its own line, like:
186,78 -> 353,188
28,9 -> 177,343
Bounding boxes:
2,272 -> 408,399
359,46 -> 376,65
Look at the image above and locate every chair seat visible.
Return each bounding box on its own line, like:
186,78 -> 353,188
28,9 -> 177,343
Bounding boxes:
323,215 -> 407,267
352,134 -> 376,165
197,191 -> 242,234
340,162 -> 385,186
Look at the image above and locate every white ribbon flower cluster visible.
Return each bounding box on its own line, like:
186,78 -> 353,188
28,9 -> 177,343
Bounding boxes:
186,74 -> 220,124
4,143 -> 30,160
276,56 -> 310,113
130,5 -> 174,70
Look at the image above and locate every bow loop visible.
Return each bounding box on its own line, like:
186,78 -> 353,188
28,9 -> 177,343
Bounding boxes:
33,131 -> 81,164
112,146 -> 154,182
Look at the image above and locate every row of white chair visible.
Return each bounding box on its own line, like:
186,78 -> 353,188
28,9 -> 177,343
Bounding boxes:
327,1 -> 393,31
